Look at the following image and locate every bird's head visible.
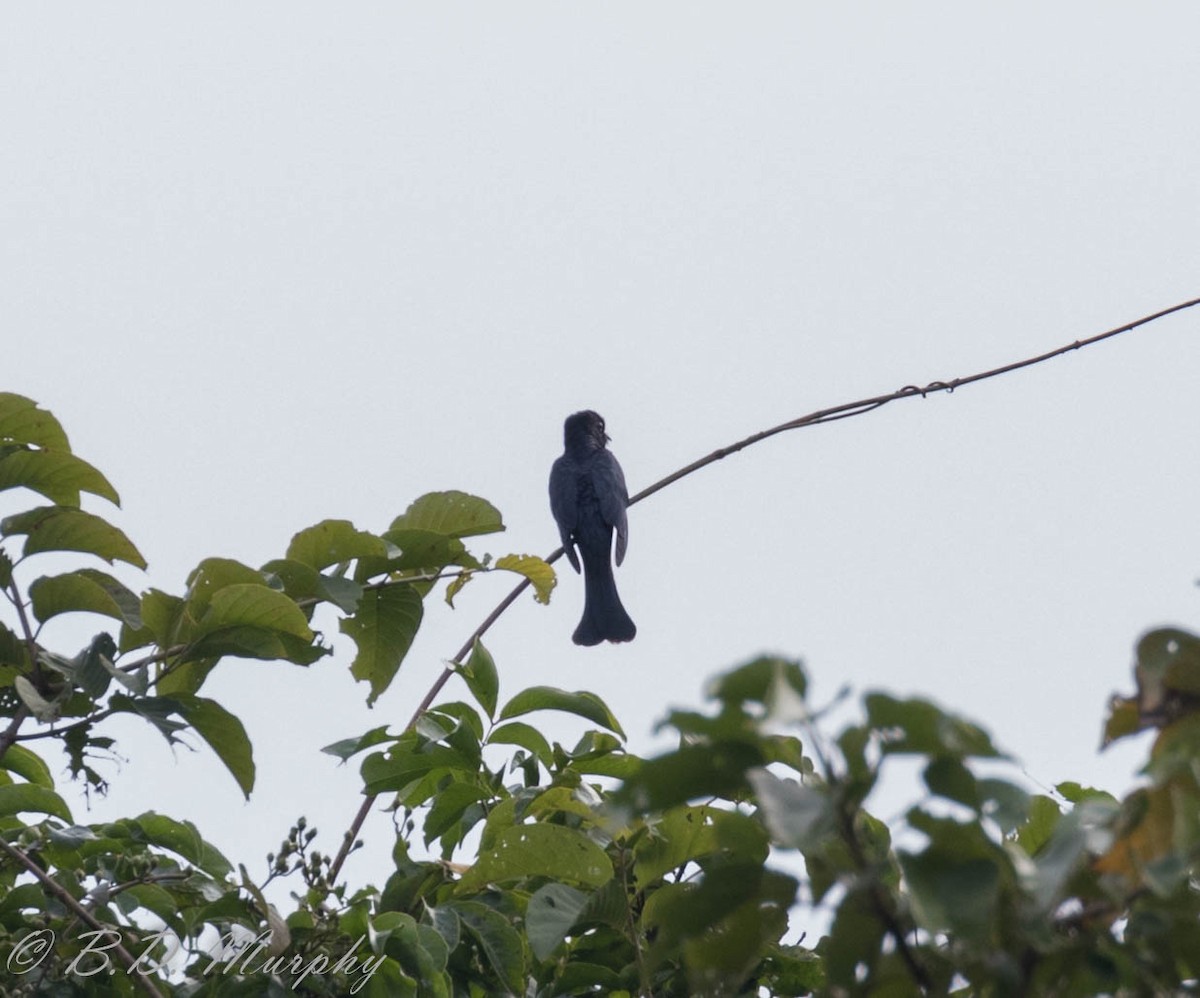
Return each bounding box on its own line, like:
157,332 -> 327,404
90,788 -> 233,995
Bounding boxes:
563,410 -> 609,451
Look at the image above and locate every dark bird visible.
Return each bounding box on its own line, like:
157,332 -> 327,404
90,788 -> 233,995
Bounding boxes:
549,410 -> 636,646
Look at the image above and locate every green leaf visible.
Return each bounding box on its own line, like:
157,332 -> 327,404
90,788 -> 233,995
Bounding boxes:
458,823 -> 613,891
322,725 -> 394,762
493,554 -> 556,605
109,693 -> 254,797
460,639 -> 498,719
747,769 -> 835,852
0,620 -> 30,670
153,656 -> 218,697
172,694 -> 255,799
708,655 -> 808,707
442,900 -> 524,993
923,756 -> 979,808
418,704 -> 483,767
137,588 -> 188,647
898,814 -> 1004,938
1054,781 -> 1117,806
370,912 -> 449,996
549,963 -> 624,995
194,583 -> 313,642
977,778 -> 1032,834
678,872 -> 795,994
185,558 -> 267,612
119,883 -> 184,930
0,394 -> 70,451
616,741 -> 764,811
759,944 -> 827,995
424,782 -> 492,848
865,693 -> 1002,759
262,558 -> 363,613
486,722 -> 554,767
29,569 -> 142,628
389,491 -> 504,539
378,528 -> 481,573
634,805 -> 769,884
0,448 -> 119,507
75,632 -> 118,699
341,585 -> 424,705
1102,695 -> 1142,747
1,506 -> 146,569
644,863 -> 793,952
286,519 -> 391,570
903,849 -> 1000,936
132,811 -> 234,880
498,686 -> 624,738
442,569 -> 474,607
14,675 -> 63,721
188,625 -> 328,667
0,884 -> 47,917
0,783 -> 73,822
110,693 -> 189,744
524,785 -> 604,824
822,887 -> 886,988
0,744 -> 54,788
318,574 -> 366,613
1138,627 -> 1200,697
526,883 -> 589,961
360,740 -> 479,796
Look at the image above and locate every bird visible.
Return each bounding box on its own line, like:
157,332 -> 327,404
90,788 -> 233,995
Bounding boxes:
549,410 -> 636,646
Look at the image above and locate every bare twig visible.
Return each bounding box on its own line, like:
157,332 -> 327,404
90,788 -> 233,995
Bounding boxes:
628,295 -> 1200,507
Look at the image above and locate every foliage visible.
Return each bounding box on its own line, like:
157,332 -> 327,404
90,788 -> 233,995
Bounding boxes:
1,393 -> 1199,997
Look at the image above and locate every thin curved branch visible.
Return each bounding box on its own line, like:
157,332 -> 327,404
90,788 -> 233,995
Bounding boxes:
628,295 -> 1200,507
326,295 -> 1200,884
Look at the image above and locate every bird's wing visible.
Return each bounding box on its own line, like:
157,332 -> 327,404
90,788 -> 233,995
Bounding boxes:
593,451 -> 630,566
548,455 -> 582,572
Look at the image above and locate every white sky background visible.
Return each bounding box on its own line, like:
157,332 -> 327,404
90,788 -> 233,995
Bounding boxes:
4,4 -> 1200,924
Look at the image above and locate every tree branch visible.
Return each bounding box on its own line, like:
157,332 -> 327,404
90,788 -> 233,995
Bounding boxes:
327,295 -> 1200,884
0,838 -> 165,998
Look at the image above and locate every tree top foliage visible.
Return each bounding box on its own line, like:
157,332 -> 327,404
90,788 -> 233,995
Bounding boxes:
1,389 -> 1199,997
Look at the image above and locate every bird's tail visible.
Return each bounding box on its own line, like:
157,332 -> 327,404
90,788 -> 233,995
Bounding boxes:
574,549 -> 636,646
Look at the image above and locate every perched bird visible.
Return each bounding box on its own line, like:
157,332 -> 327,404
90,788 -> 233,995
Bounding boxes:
549,410 -> 636,646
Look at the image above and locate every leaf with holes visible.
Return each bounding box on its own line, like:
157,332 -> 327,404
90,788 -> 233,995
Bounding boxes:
494,554 -> 555,605
0,394 -> 70,451
389,491 -> 504,539
341,586 -> 424,704
286,519 -> 391,570
457,824 -> 613,891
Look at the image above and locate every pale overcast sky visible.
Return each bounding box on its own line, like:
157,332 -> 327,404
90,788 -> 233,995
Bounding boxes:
4,5 -> 1200,911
